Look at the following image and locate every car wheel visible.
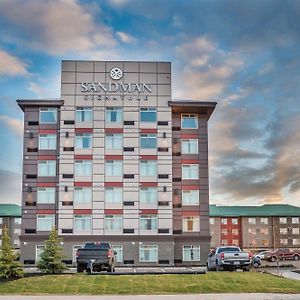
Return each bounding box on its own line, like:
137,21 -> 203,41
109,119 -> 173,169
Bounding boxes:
271,256 -> 276,262
294,255 -> 300,261
77,264 -> 85,273
253,262 -> 259,268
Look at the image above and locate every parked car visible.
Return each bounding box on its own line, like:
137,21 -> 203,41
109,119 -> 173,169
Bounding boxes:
265,248 -> 300,262
252,256 -> 261,268
254,250 -> 270,260
207,246 -> 253,271
76,242 -> 116,273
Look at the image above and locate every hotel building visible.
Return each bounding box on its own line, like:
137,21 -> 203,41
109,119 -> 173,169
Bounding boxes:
17,60 -> 216,266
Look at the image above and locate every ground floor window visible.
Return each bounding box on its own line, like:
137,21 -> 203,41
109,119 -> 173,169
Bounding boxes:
139,245 -> 158,262
36,245 -> 45,262
112,245 -> 123,263
73,245 -> 84,263
183,245 -> 200,261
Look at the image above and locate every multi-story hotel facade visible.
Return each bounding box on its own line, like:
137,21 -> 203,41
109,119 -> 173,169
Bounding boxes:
17,60 -> 216,266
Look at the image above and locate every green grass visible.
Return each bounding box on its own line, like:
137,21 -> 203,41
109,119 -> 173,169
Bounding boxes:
0,272 -> 300,295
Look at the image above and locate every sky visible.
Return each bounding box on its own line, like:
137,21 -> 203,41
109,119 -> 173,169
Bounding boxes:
0,0 -> 300,207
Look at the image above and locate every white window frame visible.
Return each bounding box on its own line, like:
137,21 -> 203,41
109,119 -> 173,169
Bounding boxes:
38,134 -> 57,150
74,187 -> 92,204
75,133 -> 93,149
104,215 -> 123,231
37,187 -> 56,204
209,218 -> 215,225
182,164 -> 199,179
181,113 -> 198,129
292,217 -> 299,224
140,107 -> 157,122
105,133 -> 123,150
75,160 -> 92,177
74,215 -> 92,232
37,214 -> 55,231
248,217 -> 256,225
105,187 -> 123,204
106,107 -> 122,123
38,160 -> 56,177
221,218 -> 227,225
140,134 -> 157,149
182,190 -> 199,205
76,107 -> 93,122
183,245 -> 200,262
36,245 -> 45,262
260,217 -> 268,225
182,216 -> 200,232
105,160 -> 123,176
140,215 -> 158,231
139,245 -> 158,262
140,160 -> 157,177
39,108 -> 57,124
112,245 -> 123,263
280,217 -> 287,224
181,139 -> 198,154
140,187 -> 158,204
232,218 -> 238,225
73,245 -> 83,263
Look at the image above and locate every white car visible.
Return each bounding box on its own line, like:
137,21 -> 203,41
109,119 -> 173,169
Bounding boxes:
255,251 -> 270,260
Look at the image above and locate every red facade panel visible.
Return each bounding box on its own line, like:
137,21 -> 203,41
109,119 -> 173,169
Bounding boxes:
105,155 -> 123,160
73,209 -> 92,214
75,128 -> 93,133
140,128 -> 157,134
139,182 -> 158,187
74,154 -> 93,160
181,133 -> 198,139
37,182 -> 56,187
105,128 -> 123,133
104,209 -> 123,214
38,155 -> 57,160
139,155 -> 157,160
140,209 -> 158,214
182,159 -> 199,164
182,185 -> 199,190
104,182 -> 123,187
182,211 -> 199,217
74,182 -> 93,187
37,209 -> 55,214
39,129 -> 57,134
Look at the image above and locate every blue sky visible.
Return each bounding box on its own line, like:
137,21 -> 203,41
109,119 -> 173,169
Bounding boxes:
0,0 -> 300,206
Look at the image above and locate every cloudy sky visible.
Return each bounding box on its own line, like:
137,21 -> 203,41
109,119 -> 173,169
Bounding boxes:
0,0 -> 299,207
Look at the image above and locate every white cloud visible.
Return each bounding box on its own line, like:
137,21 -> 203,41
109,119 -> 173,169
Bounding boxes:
27,74 -> 60,98
107,0 -> 130,7
0,0 -> 117,55
116,31 -> 137,44
0,115 -> 23,136
0,50 -> 28,76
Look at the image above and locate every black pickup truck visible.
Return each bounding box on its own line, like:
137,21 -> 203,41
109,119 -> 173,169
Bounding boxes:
76,242 -> 116,273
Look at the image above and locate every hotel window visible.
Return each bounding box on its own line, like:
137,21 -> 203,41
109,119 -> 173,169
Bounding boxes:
75,160 -> 92,176
280,228 -> 288,235
182,190 -> 199,205
280,238 -> 288,246
232,239 -> 239,245
105,160 -> 122,176
292,217 -> 299,224
105,187 -> 122,203
37,214 -> 55,231
182,164 -> 199,179
37,187 -> 55,204
140,134 -> 157,149
140,107 -> 157,122
293,228 -> 299,235
140,160 -> 157,176
38,134 -> 56,150
183,245 -> 200,261
181,114 -> 198,129
38,160 -> 56,177
261,218 -> 268,225
40,108 -> 57,123
261,228 -> 269,235
293,239 -> 300,245
76,107 -> 93,122
221,240 -> 228,246
106,107 -> 122,123
139,245 -> 158,262
248,218 -> 256,225
221,218 -> 227,225
209,218 -> 215,225
106,133 -> 122,150
181,139 -> 198,154
74,215 -> 91,232
74,187 -> 92,203
140,187 -> 157,204
140,215 -> 158,230
75,133 -> 92,149
73,245 -> 83,263
182,216 -> 200,232
221,228 -> 228,235
232,229 -> 239,235
232,218 -> 238,225
104,215 -> 122,231
36,245 -> 45,262
112,245 -> 123,263
279,217 -> 287,224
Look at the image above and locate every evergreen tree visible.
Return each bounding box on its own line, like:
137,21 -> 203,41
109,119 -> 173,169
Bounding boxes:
37,226 -> 68,274
0,226 -> 24,278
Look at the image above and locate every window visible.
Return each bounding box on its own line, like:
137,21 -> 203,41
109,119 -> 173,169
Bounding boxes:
140,160 -> 157,176
39,134 -> 56,150
261,240 -> 269,246
182,190 -> 199,205
106,107 -> 122,123
140,134 -> 157,149
37,187 -> 55,204
221,229 -> 228,235
232,239 -> 239,245
40,108 -> 57,123
106,133 -> 122,150
232,218 -> 238,225
14,218 -> 21,225
292,217 -> 299,224
105,187 -> 122,203
37,215 -> 55,231
209,218 -> 215,225
181,139 -> 198,154
232,229 -> 239,235
38,160 -> 56,176
280,238 -> 288,245
140,107 -> 156,122
221,240 -> 228,246
74,187 -> 92,203
293,239 -> 300,245
221,218 -> 227,225
182,216 -> 200,232
280,228 -> 288,235
261,228 -> 269,235
293,228 -> 299,235
73,245 -> 83,263
183,245 -> 200,261
105,160 -> 122,176
248,218 -> 256,225
261,218 -> 268,225
140,215 -> 158,230
75,160 -> 92,176
104,215 -> 122,231
139,245 -> 158,262
280,217 -> 287,224
248,228 -> 256,235
76,107 -> 92,122
181,114 -> 198,129
182,164 -> 199,179
140,187 -> 158,204
36,245 -> 45,262
112,245 -> 123,263
74,215 -> 91,232
75,133 -> 92,149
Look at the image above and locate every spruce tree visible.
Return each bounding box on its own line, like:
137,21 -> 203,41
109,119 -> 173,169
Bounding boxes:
0,226 -> 24,278
37,226 -> 68,274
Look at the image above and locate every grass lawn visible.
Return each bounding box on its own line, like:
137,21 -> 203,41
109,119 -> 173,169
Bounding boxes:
0,272 -> 300,295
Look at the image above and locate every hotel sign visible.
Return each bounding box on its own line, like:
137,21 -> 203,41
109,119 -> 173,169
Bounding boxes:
81,67 -> 151,101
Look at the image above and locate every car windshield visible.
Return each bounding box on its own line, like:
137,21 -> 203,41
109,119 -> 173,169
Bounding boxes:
217,247 -> 240,253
